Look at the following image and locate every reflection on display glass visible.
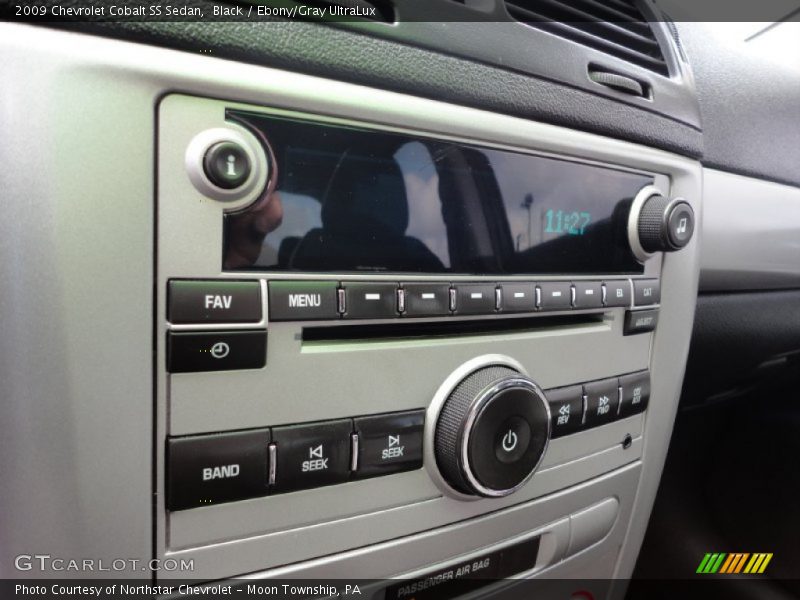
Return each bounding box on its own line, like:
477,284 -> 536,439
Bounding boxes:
223,111 -> 650,274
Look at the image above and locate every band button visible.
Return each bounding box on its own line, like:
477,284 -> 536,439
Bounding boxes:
167,429 -> 270,511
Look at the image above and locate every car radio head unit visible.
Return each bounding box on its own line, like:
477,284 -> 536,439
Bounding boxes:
156,92 -> 698,582
222,110 -> 651,275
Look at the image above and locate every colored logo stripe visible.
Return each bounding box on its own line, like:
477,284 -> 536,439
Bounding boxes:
697,553 -> 772,574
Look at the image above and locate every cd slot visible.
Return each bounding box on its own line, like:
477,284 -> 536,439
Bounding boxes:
302,314 -> 604,343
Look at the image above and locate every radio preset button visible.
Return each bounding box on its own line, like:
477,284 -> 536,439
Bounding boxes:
545,385 -> 585,437
603,280 -> 631,307
454,284 -> 496,315
633,279 -> 661,306
343,282 -> 399,319
168,280 -> 262,324
167,429 -> 270,511
268,281 -> 339,321
619,371 -> 650,417
271,420 -> 352,493
402,283 -> 451,317
498,283 -> 537,313
624,308 -> 659,335
572,281 -> 603,310
167,330 -> 266,373
584,379 -> 620,427
537,282 -> 572,311
353,411 -> 425,479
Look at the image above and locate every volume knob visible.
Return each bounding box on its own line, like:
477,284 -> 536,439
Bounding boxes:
636,194 -> 695,253
434,366 -> 550,498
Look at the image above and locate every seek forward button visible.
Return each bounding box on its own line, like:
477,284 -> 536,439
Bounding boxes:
354,411 -> 424,479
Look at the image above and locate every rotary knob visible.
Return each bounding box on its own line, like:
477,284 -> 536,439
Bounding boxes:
434,366 -> 551,498
636,194 -> 695,253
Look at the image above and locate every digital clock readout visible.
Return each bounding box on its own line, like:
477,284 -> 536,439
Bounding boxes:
543,209 -> 592,236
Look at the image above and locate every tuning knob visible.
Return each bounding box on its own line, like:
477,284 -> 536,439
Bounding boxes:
434,366 -> 550,498
634,191 -> 695,254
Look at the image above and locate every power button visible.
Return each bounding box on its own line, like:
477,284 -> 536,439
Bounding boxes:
494,416 -> 531,464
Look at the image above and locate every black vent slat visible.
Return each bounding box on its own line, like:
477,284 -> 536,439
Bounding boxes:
601,0 -> 643,19
570,0 -> 652,35
529,0 -> 661,53
505,0 -> 669,76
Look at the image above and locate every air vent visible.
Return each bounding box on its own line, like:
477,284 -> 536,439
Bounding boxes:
504,0 -> 669,76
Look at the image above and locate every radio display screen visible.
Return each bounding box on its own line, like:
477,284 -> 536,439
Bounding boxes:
223,111 -> 650,275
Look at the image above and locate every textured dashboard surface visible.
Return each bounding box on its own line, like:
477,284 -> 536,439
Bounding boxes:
678,22 -> 800,187
55,14 -> 703,159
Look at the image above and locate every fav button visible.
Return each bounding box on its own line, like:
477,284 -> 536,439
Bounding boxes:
271,420 -> 352,493
167,330 -> 266,373
167,429 -> 270,511
353,410 -> 425,479
268,281 -> 339,321
168,280 -> 262,324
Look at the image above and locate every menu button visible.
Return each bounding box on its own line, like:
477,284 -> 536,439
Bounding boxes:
269,281 -> 339,321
